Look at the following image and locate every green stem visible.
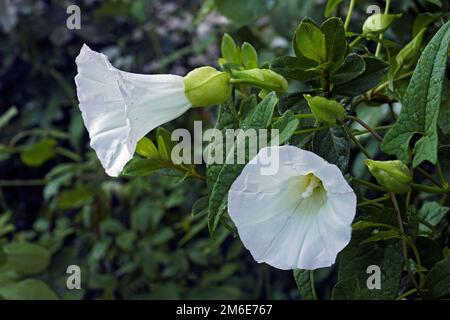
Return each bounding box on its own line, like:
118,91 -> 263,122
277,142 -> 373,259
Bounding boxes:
293,125 -> 332,135
395,288 -> 417,300
374,71 -> 414,94
410,183 -> 449,195
295,114 -> 316,120
341,123 -> 371,158
390,192 -> 421,293
310,270 -> 318,300
436,162 -> 448,187
191,170 -> 207,182
349,34 -> 364,49
229,78 -> 285,94
352,125 -> 393,137
357,195 -> 390,207
55,147 -> 82,162
344,0 -> 356,32
416,167 -> 442,187
345,115 -> 383,141
417,218 -> 439,235
375,0 -> 391,57
9,128 -> 69,147
352,177 -> 386,192
273,114 -> 316,122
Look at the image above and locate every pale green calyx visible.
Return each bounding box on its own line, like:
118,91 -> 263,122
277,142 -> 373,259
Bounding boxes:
184,66 -> 232,107
230,68 -> 288,94
362,13 -> 402,34
304,95 -> 346,125
364,160 -> 412,194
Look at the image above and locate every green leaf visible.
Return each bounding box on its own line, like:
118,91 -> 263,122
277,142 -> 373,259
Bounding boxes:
415,237 -> 444,270
20,138 -> 57,167
0,279 -> 58,300
331,53 -> 366,85
325,0 -> 344,18
3,242 -> 50,275
389,28 -> 426,83
57,187 -> 93,209
418,201 -> 449,233
208,93 -> 278,236
413,13 -> 441,37
360,230 -> 401,244
135,137 -> 159,159
293,269 -> 317,300
122,158 -> 165,176
191,196 -> 209,217
0,211 -> 14,238
214,0 -> 275,26
115,231 -> 136,251
294,18 -> 327,63
240,42 -> 258,69
0,106 -> 18,129
312,126 -> 350,172
242,92 -> 278,129
194,0 -> 215,25
333,57 -> 389,97
362,13 -> 402,34
333,207 -> 404,299
425,254 -> 450,298
321,17 -> 347,70
271,55 -> 319,82
381,21 -> 450,167
156,127 -> 175,161
271,110 -> 299,145
278,92 -> 310,114
206,100 -> 240,196
221,33 -> 240,65
332,240 -> 403,299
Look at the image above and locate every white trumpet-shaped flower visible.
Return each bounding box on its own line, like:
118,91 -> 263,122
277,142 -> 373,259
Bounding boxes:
228,145 -> 356,270
74,44 -> 190,176
74,44 -> 231,177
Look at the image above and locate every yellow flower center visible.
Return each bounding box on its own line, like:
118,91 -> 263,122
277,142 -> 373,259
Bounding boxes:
300,173 -> 324,199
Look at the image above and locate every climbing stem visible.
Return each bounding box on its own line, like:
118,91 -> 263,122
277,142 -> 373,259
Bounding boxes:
375,0 -> 391,57
341,123 -> 371,158
416,167 -> 442,187
344,0 -> 356,32
345,115 -> 383,141
351,177 -> 386,192
293,124 -> 333,135
395,288 -> 418,300
390,192 -> 422,294
357,195 -> 390,207
352,125 -> 393,137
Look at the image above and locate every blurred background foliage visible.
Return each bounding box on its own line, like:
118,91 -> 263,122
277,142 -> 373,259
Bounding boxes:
0,0 -> 446,299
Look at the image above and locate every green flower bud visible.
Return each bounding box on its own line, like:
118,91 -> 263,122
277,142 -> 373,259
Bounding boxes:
364,160 -> 412,194
231,68 -> 288,93
184,66 -> 232,107
362,13 -> 402,34
304,95 -> 346,124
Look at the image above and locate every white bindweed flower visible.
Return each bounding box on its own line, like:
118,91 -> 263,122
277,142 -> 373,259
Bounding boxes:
228,145 -> 356,270
74,44 -> 231,177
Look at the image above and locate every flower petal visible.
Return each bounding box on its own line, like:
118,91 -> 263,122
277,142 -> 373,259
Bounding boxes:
74,44 -> 191,176
228,145 -> 356,270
